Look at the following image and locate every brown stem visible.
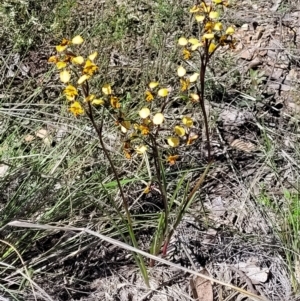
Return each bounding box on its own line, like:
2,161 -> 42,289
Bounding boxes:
82,87 -> 149,286
86,103 -> 132,220
81,81 -> 132,224
199,46 -> 211,161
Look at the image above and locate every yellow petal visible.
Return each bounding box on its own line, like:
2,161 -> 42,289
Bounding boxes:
213,22 -> 223,31
56,45 -> 68,52
78,74 -> 90,84
203,33 -> 214,40
153,113 -> 164,125
190,93 -> 200,102
143,186 -> 150,194
92,98 -> 104,105
84,94 -> 95,102
178,37 -> 188,46
102,84 -> 112,95
138,125 -> 150,135
209,11 -> 219,19
201,3 -> 211,12
136,145 -> 147,154
72,56 -> 84,64
88,51 -> 98,61
189,5 -> 200,13
60,70 -> 71,83
167,155 -> 179,165
121,126 -> 128,133
187,132 -> 199,145
174,125 -> 185,137
182,116 -> 193,127
65,95 -> 75,101
139,107 -> 151,119
167,137 -> 180,147
195,15 -> 205,22
48,56 -> 58,63
189,73 -> 199,82
188,38 -> 200,45
177,66 -> 186,77
213,0 -> 223,3
157,88 -> 169,97
191,43 -> 203,51
72,35 -> 84,45
149,81 -> 159,89
56,61 -> 67,69
209,43 -> 217,53
226,26 -> 235,35
189,38 -> 203,50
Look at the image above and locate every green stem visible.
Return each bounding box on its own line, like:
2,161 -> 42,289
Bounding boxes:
150,135 -> 168,232
163,162 -> 212,255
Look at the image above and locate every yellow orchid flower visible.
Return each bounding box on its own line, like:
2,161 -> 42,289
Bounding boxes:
145,90 -> 154,102
182,48 -> 191,60
83,59 -> 98,76
180,78 -> 190,91
63,85 -> 78,101
167,155 -> 179,165
110,96 -> 121,109
69,101 -> 84,116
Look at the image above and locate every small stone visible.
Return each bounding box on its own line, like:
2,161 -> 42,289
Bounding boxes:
239,49 -> 254,60
241,24 -> 250,31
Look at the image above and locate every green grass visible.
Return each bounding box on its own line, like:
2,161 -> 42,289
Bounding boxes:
1,0 -> 300,300
0,0 -> 198,295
